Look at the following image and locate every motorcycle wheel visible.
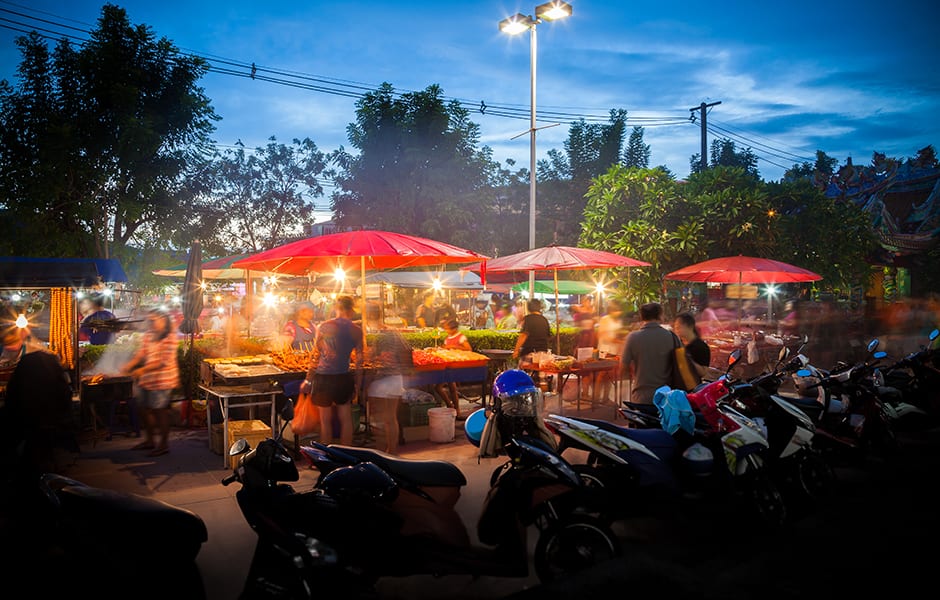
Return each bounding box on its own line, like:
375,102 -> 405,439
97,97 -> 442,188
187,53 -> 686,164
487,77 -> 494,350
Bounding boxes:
740,469 -> 788,529
533,515 -> 621,583
797,451 -> 836,500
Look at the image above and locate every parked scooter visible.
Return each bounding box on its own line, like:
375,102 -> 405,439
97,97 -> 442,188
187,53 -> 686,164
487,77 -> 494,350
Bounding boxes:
0,471 -> 208,597
547,351 -> 788,528
870,328 -> 940,428
714,341 -> 835,508
223,370 -> 620,599
791,339 -> 901,460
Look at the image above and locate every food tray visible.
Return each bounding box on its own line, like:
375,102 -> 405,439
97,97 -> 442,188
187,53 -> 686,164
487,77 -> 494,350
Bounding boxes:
413,363 -> 447,371
449,359 -> 488,368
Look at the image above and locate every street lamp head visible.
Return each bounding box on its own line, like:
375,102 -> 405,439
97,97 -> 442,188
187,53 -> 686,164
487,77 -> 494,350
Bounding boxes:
499,13 -> 534,35
536,1 -> 573,21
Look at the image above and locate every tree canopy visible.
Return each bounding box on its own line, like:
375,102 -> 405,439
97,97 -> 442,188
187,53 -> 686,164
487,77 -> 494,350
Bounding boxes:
0,4 -> 217,273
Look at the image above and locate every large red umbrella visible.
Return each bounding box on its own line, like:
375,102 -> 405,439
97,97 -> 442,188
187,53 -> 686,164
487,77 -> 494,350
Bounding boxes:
232,230 -> 490,347
462,245 -> 651,352
232,230 -> 489,276
664,255 -> 822,284
665,255 -> 822,326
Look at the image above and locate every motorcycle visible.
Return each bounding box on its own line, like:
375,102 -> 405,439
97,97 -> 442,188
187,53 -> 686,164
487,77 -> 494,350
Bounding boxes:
791,338 -> 901,461
712,341 -> 836,509
546,351 -> 788,528
223,370 -> 621,599
0,471 -> 207,597
870,328 -> 940,428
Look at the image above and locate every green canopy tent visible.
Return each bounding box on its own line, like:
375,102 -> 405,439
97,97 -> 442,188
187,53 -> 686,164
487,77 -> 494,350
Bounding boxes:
511,280 -> 595,295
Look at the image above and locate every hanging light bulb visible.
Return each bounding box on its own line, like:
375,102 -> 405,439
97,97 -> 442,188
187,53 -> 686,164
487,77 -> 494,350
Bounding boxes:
15,313 -> 28,328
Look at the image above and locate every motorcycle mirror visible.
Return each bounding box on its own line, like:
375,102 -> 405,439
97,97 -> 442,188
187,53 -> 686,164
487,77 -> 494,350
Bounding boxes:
796,368 -> 812,377
867,339 -> 879,353
229,438 -> 249,457
281,398 -> 295,422
777,346 -> 790,362
873,351 -> 887,359
930,329 -> 939,341
727,349 -> 742,371
803,334 -> 809,344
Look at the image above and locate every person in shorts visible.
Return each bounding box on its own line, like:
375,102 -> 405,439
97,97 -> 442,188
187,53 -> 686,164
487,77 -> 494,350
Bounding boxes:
122,308 -> 180,456
301,295 -> 364,445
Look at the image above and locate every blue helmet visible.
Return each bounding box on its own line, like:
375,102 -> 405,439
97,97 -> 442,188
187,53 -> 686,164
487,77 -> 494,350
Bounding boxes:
492,369 -> 539,417
493,369 -> 537,398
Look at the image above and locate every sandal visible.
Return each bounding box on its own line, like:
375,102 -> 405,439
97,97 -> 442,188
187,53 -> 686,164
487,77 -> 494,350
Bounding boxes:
147,447 -> 170,457
132,442 -> 155,450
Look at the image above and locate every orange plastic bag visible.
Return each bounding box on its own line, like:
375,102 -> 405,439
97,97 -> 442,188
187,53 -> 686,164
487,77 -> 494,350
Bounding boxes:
291,391 -> 319,437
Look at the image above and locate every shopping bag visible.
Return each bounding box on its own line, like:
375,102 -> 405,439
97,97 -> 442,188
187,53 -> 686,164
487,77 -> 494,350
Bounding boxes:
291,391 -> 319,437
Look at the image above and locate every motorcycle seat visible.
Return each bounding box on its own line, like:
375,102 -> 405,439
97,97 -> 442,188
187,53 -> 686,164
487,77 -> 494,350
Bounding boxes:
577,418 -> 678,461
47,474 -> 208,552
783,395 -> 824,420
329,445 -> 467,487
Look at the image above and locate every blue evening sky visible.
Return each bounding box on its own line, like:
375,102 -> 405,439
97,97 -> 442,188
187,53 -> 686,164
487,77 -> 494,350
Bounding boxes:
2,0 -> 938,219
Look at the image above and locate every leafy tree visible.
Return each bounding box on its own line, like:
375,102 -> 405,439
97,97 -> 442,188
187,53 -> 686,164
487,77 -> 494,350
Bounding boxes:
783,150 -> 839,186
538,109 -> 628,246
690,138 -> 759,178
682,166 -> 776,258
766,178 -> 877,289
210,137 -> 328,252
580,166 -> 691,305
0,4 -> 218,268
331,83 -> 491,250
623,126 -> 651,168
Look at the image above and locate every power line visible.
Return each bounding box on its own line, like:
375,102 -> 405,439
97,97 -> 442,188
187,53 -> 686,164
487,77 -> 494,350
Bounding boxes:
0,6 -> 690,127
707,121 -> 814,163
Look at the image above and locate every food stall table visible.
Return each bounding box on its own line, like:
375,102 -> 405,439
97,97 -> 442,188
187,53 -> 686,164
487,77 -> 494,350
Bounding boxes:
520,359 -> 621,417
199,384 -> 278,468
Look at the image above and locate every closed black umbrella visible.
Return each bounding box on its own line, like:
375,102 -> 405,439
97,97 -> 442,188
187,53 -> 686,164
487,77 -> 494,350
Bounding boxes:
180,240 -> 204,335
179,240 -> 203,425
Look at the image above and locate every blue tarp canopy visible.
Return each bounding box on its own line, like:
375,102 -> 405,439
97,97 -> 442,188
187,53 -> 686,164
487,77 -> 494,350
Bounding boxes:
0,257 -> 128,288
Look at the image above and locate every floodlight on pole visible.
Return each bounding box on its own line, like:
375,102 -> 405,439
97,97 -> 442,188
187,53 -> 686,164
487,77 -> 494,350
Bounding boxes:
499,1 -> 572,304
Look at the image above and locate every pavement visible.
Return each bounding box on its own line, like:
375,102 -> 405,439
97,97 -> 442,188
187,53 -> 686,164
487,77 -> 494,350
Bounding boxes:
37,389 -> 940,600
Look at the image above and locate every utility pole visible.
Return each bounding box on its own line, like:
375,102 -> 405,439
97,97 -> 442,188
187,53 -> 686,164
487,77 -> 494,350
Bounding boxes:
690,100 -> 721,171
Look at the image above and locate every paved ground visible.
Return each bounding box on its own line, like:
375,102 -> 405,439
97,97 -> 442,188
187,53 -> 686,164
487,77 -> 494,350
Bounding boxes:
15,391 -> 940,600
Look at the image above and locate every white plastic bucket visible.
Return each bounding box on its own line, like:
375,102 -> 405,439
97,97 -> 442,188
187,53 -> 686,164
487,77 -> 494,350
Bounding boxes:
428,407 -> 457,443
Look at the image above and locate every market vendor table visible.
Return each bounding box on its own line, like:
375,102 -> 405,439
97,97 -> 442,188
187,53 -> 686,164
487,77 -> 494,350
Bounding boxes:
519,358 -> 621,416
199,384 -> 278,468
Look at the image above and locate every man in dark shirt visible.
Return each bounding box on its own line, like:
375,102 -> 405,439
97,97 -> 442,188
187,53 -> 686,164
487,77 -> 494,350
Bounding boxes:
512,299 -> 552,360
79,294 -> 116,345
415,293 -> 436,328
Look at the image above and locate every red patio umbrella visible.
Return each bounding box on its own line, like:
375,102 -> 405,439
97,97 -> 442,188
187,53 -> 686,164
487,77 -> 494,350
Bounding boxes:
232,230 -> 490,347
664,255 -> 822,326
462,244 -> 651,353
232,230 -> 489,276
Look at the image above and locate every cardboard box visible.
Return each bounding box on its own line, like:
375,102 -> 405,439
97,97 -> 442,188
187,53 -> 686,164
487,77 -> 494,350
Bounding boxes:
227,420 -> 272,469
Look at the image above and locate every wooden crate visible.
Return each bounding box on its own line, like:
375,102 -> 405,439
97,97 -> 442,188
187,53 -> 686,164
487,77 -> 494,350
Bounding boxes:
227,420 -> 271,469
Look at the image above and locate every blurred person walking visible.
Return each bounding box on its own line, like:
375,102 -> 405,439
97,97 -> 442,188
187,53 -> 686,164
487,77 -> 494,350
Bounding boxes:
674,311 -> 713,384
122,308 -> 180,457
620,302 -> 675,410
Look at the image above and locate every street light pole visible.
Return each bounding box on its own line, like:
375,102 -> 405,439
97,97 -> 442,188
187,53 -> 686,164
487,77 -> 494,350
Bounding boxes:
528,23 -> 537,300
500,1 -> 572,305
